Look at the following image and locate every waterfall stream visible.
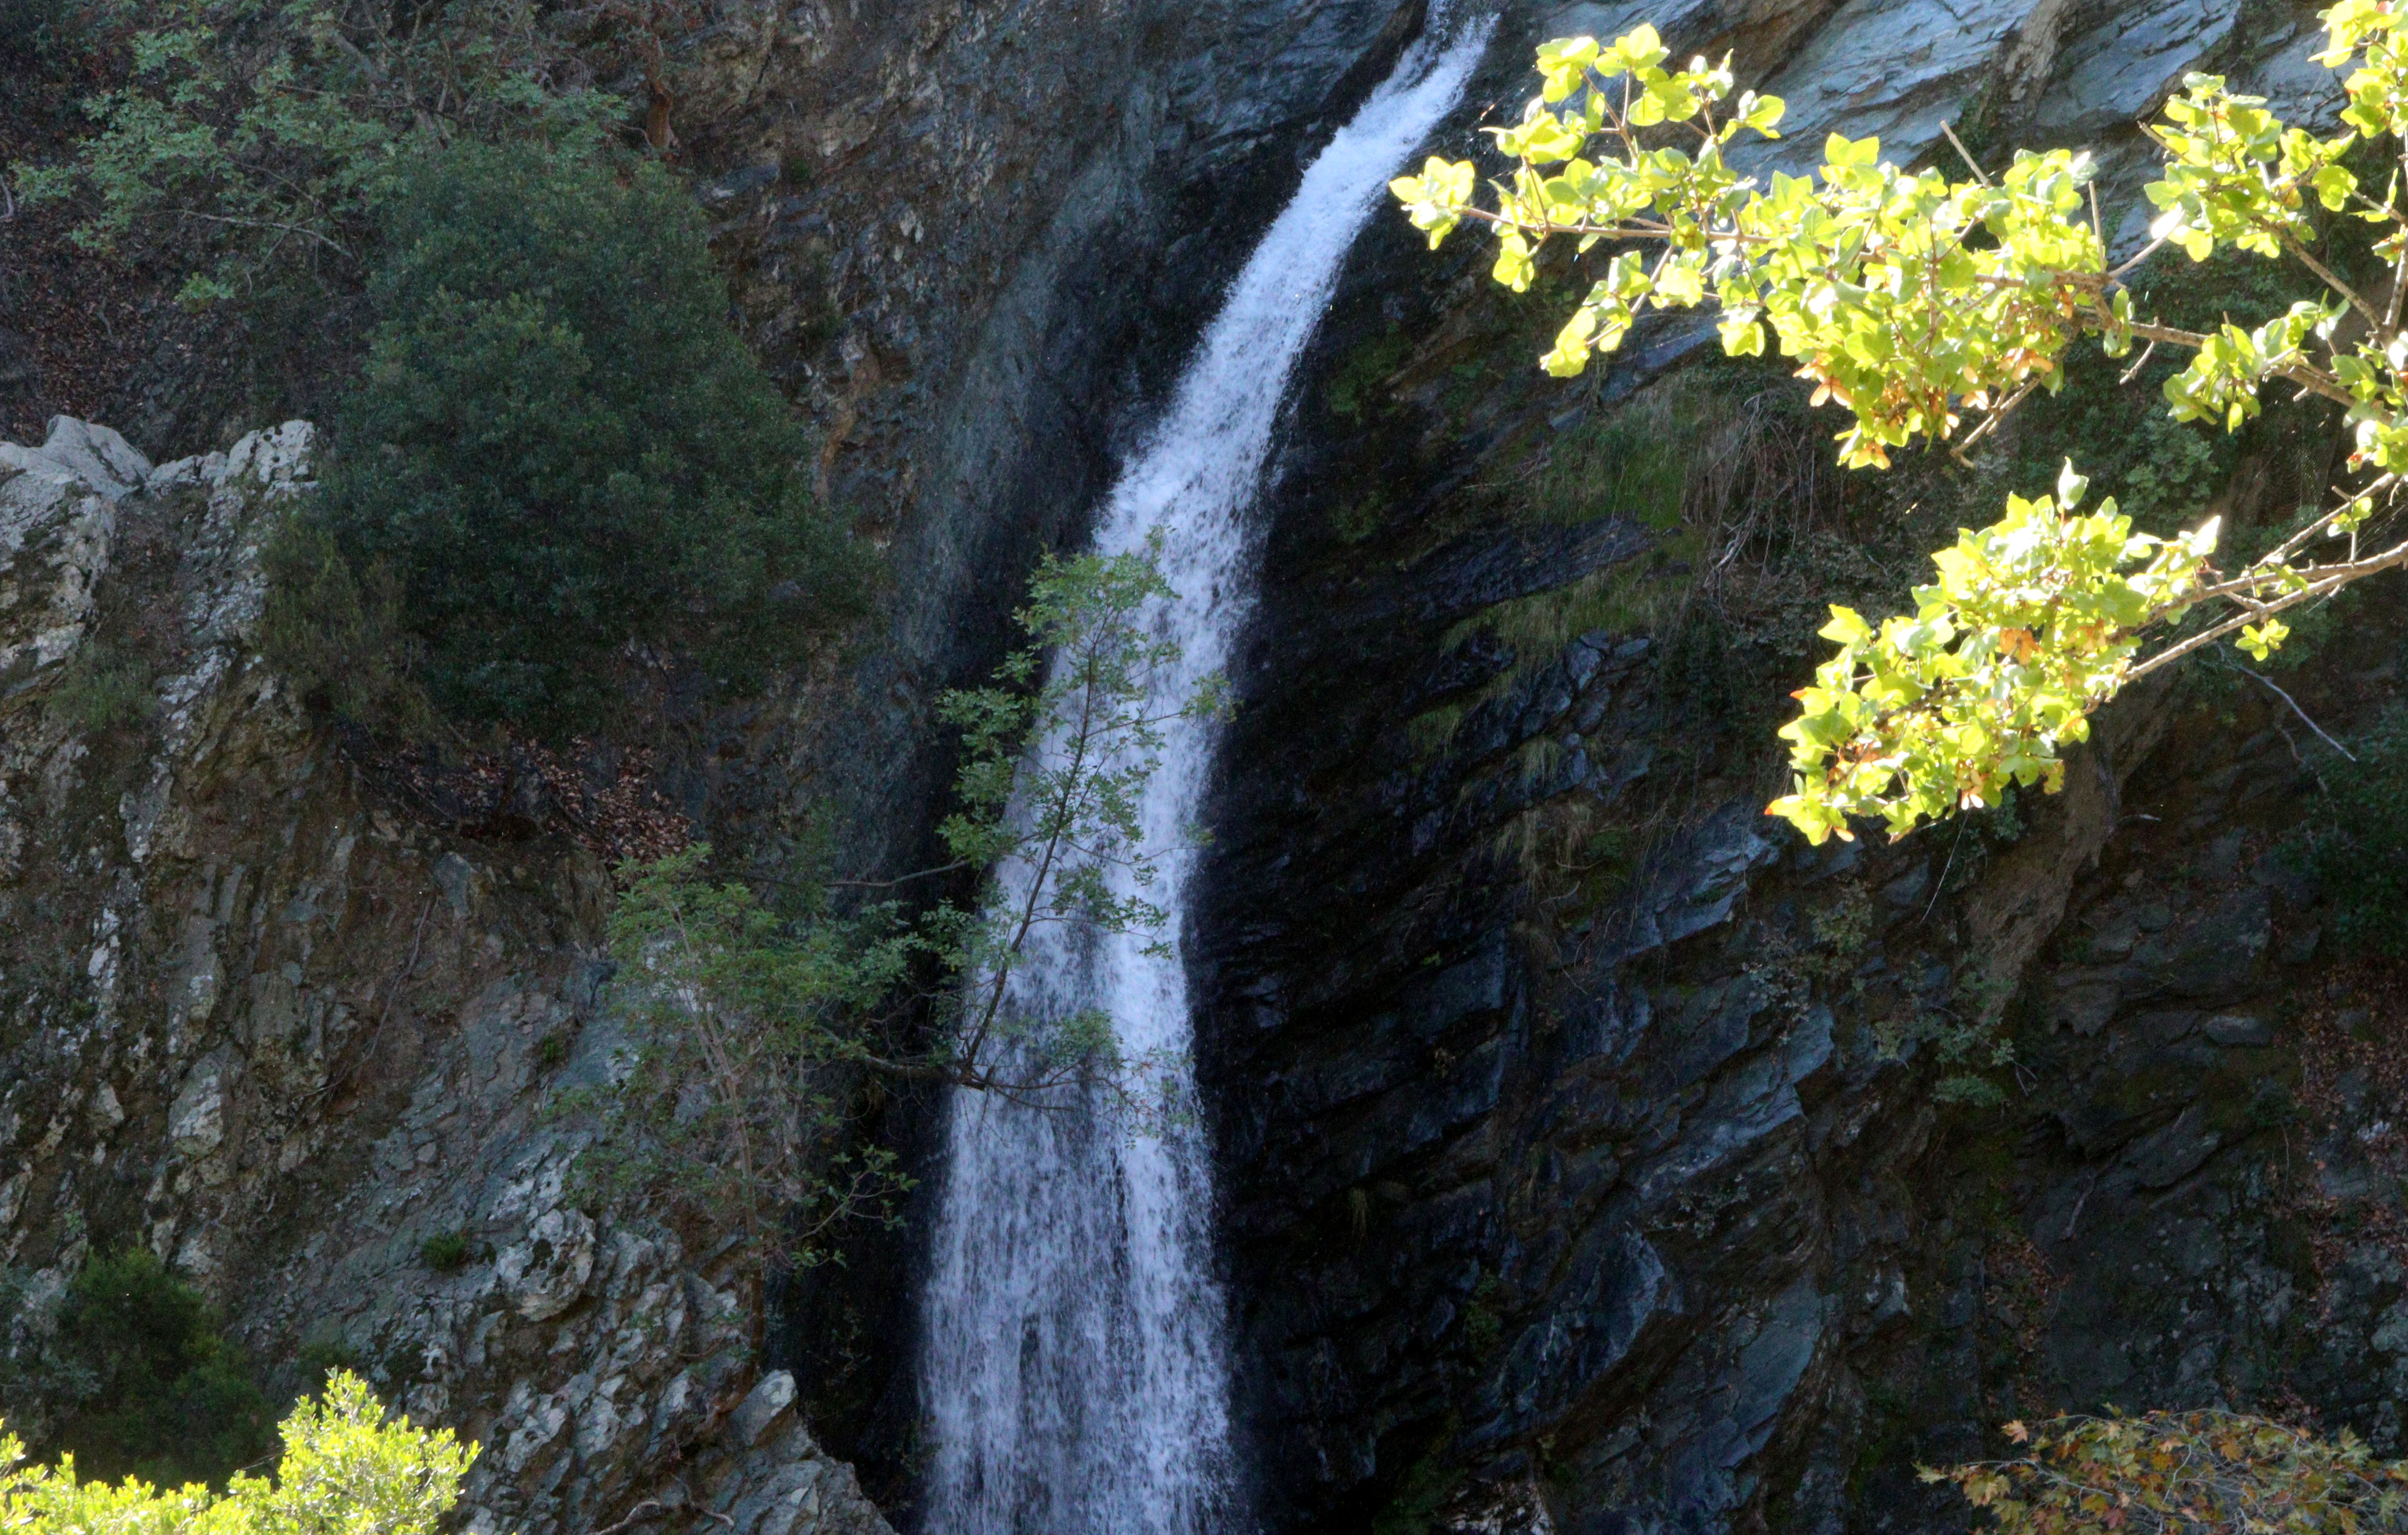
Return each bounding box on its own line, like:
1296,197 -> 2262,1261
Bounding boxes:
918,18 -> 1491,1532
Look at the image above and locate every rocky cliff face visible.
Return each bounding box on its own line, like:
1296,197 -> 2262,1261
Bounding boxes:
6,0 -> 2402,1532
0,420 -> 891,1535
0,6 -> 1492,1532
1179,1 -> 2394,1531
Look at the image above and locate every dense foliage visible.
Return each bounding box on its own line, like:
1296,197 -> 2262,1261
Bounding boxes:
17,3 -> 847,740
582,842 -> 912,1272
1392,6 -> 2408,845
0,1371 -> 472,1533
1934,1411 -> 2408,1532
0,1250 -> 276,1490
265,140 -> 864,738
13,0 -> 629,313
580,540 -> 1218,1275
49,1250 -> 275,1488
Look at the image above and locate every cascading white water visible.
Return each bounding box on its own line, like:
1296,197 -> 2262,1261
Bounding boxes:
918,18 -> 1492,1534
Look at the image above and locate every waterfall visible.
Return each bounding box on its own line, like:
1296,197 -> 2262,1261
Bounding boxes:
918,17 -> 1492,1533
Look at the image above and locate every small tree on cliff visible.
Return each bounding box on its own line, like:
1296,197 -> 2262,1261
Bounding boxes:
1388,3 -> 2408,845
576,537 -> 1220,1276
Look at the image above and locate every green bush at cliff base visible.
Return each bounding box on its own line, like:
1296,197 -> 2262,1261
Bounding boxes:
269,139 -> 867,742
45,1249 -> 276,1488
0,1370 -> 472,1533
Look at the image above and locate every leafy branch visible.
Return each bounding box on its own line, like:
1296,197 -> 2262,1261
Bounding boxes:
12,0 -> 644,307
1391,5 -> 2408,843
573,537 -> 1224,1276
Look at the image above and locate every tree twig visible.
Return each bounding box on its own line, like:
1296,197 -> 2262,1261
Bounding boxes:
171,209 -> 354,260
2237,665 -> 2356,761
2116,336 -> 2158,386
2130,534 -> 2408,678
2279,228 -> 2384,335
1940,119 -> 1990,186
820,858 -> 972,890
590,1502 -> 664,1535
1949,377 -> 2040,462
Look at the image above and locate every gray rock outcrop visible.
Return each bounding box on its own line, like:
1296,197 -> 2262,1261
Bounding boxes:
0,418 -> 892,1535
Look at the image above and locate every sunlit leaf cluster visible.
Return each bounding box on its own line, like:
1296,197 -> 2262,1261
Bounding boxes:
1931,1410 -> 2408,1533
0,1372 -> 473,1535
1395,3 -> 2408,844
1767,465 -> 2217,842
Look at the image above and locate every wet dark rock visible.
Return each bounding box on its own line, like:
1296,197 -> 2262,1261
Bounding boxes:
2147,887 -> 2272,1000
1178,8 -> 2367,1532
2122,1104 -> 2223,1188
1603,806 -> 1780,964
2202,1013 -> 2273,1047
1403,518 -> 1654,624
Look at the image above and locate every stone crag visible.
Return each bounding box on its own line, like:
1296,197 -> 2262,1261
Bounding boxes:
1184,0 -> 2403,1530
0,419 -> 891,1535
7,0 -> 2406,1531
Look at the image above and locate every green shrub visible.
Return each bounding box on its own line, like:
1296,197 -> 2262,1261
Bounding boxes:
280,140 -> 867,740
47,1249 -> 275,1488
14,0 -> 619,318
256,520 -> 434,736
416,1233 -> 470,1273
2300,707 -> 2408,957
46,643 -> 154,732
0,0 -> 68,61
293,1338 -> 367,1398
1,1370 -> 470,1528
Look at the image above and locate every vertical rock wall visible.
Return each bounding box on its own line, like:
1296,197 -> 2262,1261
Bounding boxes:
0,419 -> 898,1535
1183,1 -> 2387,1530
5,1 -> 2396,1532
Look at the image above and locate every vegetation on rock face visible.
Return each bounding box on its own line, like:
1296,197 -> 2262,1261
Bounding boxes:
261,140 -> 865,741
0,1370 -> 472,1532
1390,6 -> 2408,846
11,0 -> 628,318
579,839 -> 914,1275
578,539 -> 1220,1276
1932,1411 -> 2408,1532
45,641 -> 154,734
0,1249 -> 274,1489
255,518 -> 433,739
